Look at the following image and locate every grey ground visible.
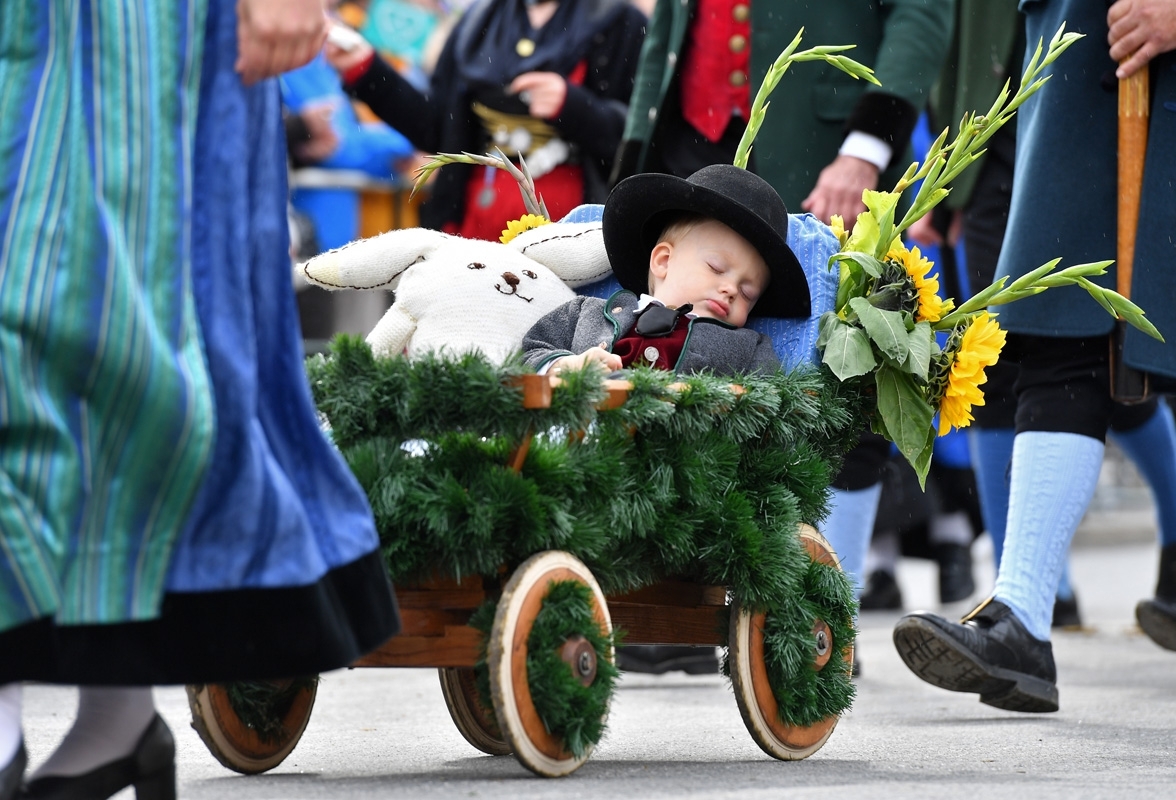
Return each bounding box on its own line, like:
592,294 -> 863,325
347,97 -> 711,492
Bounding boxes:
22,443 -> 1176,798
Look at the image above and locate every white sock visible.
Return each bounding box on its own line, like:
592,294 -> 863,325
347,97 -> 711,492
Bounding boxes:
993,432 -> 1104,640
31,687 -> 155,779
929,510 -> 973,547
865,528 -> 900,575
0,683 -> 21,768
820,483 -> 883,597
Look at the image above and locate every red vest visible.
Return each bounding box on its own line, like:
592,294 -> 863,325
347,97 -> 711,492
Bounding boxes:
679,0 -> 752,143
613,314 -> 691,371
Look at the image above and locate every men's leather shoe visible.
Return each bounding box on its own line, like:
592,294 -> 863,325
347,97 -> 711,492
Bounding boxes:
935,543 -> 975,604
1137,543 -> 1176,651
859,569 -> 903,611
1136,596 -> 1176,651
892,597 -> 1058,713
615,645 -> 719,675
1052,593 -> 1082,629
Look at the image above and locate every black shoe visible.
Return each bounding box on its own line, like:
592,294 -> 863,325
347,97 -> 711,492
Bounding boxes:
615,645 -> 719,675
892,598 -> 1058,713
935,543 -> 975,604
21,714 -> 175,800
1052,593 -> 1082,629
1136,596 -> 1176,651
2,742 -> 26,800
1137,544 -> 1176,651
859,569 -> 903,611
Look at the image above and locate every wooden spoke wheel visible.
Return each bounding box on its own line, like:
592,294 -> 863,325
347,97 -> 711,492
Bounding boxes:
439,667 -> 512,756
487,550 -> 612,778
186,679 -> 317,775
729,524 -> 850,760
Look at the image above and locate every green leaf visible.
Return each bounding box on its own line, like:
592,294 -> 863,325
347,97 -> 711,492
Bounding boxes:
905,322 -> 933,380
911,427 -> 937,489
820,322 -> 877,381
816,311 -> 843,348
849,297 -> 908,364
874,365 -> 934,473
832,251 -> 885,279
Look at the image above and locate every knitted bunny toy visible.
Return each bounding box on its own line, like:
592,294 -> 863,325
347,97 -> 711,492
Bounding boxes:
301,221 -> 611,363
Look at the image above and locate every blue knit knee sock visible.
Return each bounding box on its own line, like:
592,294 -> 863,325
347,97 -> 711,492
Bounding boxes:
820,484 -> 883,598
1110,401 -> 1176,548
968,427 -> 1014,570
993,432 -> 1104,640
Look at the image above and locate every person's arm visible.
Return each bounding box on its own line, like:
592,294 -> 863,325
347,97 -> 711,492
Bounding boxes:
749,333 -> 783,376
523,297 -> 608,372
801,0 -> 954,223
537,6 -> 649,168
1108,0 -> 1176,77
325,27 -> 453,153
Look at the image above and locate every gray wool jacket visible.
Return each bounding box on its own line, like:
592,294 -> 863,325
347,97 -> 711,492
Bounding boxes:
522,290 -> 781,377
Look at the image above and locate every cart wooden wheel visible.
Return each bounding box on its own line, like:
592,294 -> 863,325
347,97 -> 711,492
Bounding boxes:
729,524 -> 851,760
487,550 -> 613,777
186,679 -> 317,775
439,667 -> 512,755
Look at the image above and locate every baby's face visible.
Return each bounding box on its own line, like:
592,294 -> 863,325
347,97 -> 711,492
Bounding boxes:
648,219 -> 769,328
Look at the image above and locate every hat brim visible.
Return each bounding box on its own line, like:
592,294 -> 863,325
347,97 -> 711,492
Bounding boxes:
602,173 -> 811,319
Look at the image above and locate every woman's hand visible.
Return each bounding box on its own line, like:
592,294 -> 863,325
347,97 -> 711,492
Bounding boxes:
509,72 -> 569,120
236,0 -> 329,85
549,347 -> 622,376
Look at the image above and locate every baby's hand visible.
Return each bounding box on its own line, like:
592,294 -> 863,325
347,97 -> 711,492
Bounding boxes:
550,347 -> 622,376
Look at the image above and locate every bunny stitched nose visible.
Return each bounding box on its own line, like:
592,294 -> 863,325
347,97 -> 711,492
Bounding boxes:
495,271 -> 533,302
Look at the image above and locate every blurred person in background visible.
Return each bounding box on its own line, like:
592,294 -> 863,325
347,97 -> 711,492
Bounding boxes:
324,0 -> 647,242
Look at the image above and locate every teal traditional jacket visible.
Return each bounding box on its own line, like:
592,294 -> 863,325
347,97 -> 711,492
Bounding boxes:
929,0 -> 1023,210
615,0 -> 955,209
995,0 -> 1176,378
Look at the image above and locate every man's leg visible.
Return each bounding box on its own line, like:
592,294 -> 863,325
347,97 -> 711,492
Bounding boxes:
1110,398 -> 1176,649
893,335 -> 1112,712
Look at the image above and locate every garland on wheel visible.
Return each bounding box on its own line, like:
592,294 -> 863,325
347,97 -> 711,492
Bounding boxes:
307,338 -> 863,733
224,676 -> 320,744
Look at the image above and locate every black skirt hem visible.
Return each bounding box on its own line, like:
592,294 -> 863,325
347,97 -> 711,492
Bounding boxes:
0,550 -> 400,685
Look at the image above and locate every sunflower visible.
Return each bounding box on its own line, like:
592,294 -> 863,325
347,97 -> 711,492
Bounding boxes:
500,213 -> 550,244
935,312 -> 1006,435
887,242 -> 954,323
829,214 -> 849,247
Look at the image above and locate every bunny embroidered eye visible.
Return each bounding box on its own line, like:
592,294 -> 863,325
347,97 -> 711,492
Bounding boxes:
523,270 -> 538,279
468,262 -> 487,270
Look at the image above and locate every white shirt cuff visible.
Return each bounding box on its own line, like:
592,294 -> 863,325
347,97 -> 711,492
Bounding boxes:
839,131 -> 892,172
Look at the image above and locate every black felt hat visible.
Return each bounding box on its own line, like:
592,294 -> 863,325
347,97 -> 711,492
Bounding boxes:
602,164 -> 810,318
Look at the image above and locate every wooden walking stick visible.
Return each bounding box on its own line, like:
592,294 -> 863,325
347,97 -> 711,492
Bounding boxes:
1110,65 -> 1151,403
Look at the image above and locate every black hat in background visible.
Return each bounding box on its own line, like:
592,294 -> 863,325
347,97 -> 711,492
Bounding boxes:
602,164 -> 811,319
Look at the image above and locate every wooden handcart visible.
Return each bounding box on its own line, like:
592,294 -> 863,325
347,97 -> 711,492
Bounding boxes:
186,361 -> 857,778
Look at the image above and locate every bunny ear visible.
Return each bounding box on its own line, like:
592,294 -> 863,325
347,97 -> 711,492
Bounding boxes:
302,228 -> 450,291
509,221 -> 613,288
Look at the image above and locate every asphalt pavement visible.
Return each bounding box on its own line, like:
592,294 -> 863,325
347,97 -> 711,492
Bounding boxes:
21,525 -> 1176,800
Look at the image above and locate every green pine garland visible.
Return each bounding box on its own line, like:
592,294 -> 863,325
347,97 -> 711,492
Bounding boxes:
224,676 -> 319,744
521,580 -> 621,757
307,337 -> 863,735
